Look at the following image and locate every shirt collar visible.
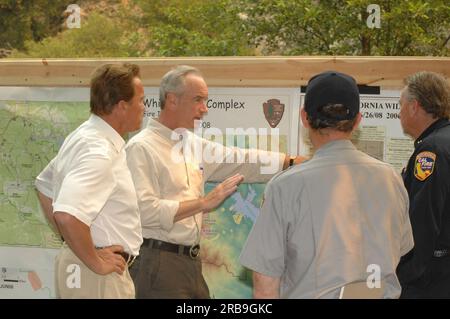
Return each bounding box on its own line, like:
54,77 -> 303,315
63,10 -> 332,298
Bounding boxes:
414,118 -> 450,148
314,139 -> 356,157
88,114 -> 125,152
147,118 -> 189,144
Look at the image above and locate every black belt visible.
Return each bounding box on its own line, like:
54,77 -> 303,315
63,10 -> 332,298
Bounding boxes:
433,249 -> 450,258
143,238 -> 200,259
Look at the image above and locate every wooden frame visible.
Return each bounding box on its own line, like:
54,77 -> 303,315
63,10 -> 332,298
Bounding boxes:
0,56 -> 449,88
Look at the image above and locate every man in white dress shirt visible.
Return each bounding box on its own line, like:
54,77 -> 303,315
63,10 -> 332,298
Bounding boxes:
35,63 -> 145,298
126,65 -> 303,298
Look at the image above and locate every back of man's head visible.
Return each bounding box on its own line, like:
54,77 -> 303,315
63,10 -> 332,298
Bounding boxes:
159,65 -> 203,109
304,71 -> 360,132
90,63 -> 140,116
404,71 -> 450,120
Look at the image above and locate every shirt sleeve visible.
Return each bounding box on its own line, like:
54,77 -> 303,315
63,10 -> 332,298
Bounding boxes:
202,138 -> 286,183
397,145 -> 450,284
52,145 -> 116,227
239,180 -> 287,277
35,157 -> 56,198
126,141 -> 179,232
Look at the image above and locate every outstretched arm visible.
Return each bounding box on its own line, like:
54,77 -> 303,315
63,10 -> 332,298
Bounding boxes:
282,155 -> 308,170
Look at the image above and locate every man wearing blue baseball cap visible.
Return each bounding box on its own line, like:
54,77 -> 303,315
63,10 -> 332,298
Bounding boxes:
240,71 -> 414,298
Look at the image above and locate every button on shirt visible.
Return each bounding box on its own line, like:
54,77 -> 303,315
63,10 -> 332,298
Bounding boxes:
240,140 -> 413,298
125,119 -> 285,246
35,114 -> 143,255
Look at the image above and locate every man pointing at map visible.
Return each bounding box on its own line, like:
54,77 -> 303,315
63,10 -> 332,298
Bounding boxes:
126,65 -> 304,298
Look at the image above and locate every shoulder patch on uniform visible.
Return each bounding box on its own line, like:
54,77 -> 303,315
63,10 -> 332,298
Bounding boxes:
414,151 -> 436,181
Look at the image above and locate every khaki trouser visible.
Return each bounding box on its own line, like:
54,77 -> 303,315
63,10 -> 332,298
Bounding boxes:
55,245 -> 135,299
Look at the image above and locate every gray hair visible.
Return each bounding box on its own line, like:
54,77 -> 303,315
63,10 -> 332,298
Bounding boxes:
159,65 -> 203,109
404,71 -> 450,119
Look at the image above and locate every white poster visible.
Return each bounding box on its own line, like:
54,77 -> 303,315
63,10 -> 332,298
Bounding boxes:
143,87 -> 300,154
298,90 -> 414,172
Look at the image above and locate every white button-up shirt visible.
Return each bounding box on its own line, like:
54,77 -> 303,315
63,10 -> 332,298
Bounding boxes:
36,114 -> 143,255
125,119 -> 285,246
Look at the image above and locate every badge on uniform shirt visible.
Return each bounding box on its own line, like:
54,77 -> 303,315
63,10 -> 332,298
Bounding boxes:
414,151 -> 436,181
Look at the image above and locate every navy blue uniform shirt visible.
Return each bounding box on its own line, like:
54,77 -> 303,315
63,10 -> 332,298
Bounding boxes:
397,118 -> 450,297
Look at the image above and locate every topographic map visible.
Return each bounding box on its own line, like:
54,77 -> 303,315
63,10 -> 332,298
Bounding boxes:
0,100 -> 89,298
201,136 -> 287,299
202,183 -> 265,299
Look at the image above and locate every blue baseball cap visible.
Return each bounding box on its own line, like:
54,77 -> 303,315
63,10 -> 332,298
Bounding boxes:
304,71 -> 360,121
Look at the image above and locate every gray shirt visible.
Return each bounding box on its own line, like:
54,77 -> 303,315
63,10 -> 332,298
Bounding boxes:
240,139 -> 413,298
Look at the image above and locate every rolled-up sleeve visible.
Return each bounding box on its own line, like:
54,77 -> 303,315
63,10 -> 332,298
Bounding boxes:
126,142 -> 179,232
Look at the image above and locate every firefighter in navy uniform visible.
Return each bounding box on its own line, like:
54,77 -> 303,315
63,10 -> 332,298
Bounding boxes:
396,71 -> 450,298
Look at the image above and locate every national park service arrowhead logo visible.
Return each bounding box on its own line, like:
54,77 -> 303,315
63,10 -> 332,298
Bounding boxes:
263,99 -> 285,128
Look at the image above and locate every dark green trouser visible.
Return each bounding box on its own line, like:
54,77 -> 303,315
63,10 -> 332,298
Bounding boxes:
130,243 -> 210,299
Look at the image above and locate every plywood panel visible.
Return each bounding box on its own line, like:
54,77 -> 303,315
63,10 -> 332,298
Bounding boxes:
0,56 -> 449,88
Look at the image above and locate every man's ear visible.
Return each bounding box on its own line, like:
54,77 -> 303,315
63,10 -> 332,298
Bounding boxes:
353,112 -> 362,130
165,92 -> 178,111
117,100 -> 128,112
409,99 -> 421,117
300,107 -> 310,128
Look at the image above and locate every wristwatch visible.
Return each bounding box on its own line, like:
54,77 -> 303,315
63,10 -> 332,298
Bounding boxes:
289,157 -> 295,167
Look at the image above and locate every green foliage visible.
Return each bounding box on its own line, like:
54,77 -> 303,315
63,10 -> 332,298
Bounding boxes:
10,13 -> 135,58
4,0 -> 449,57
243,0 -> 449,56
133,0 -> 254,56
0,0 -> 69,50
